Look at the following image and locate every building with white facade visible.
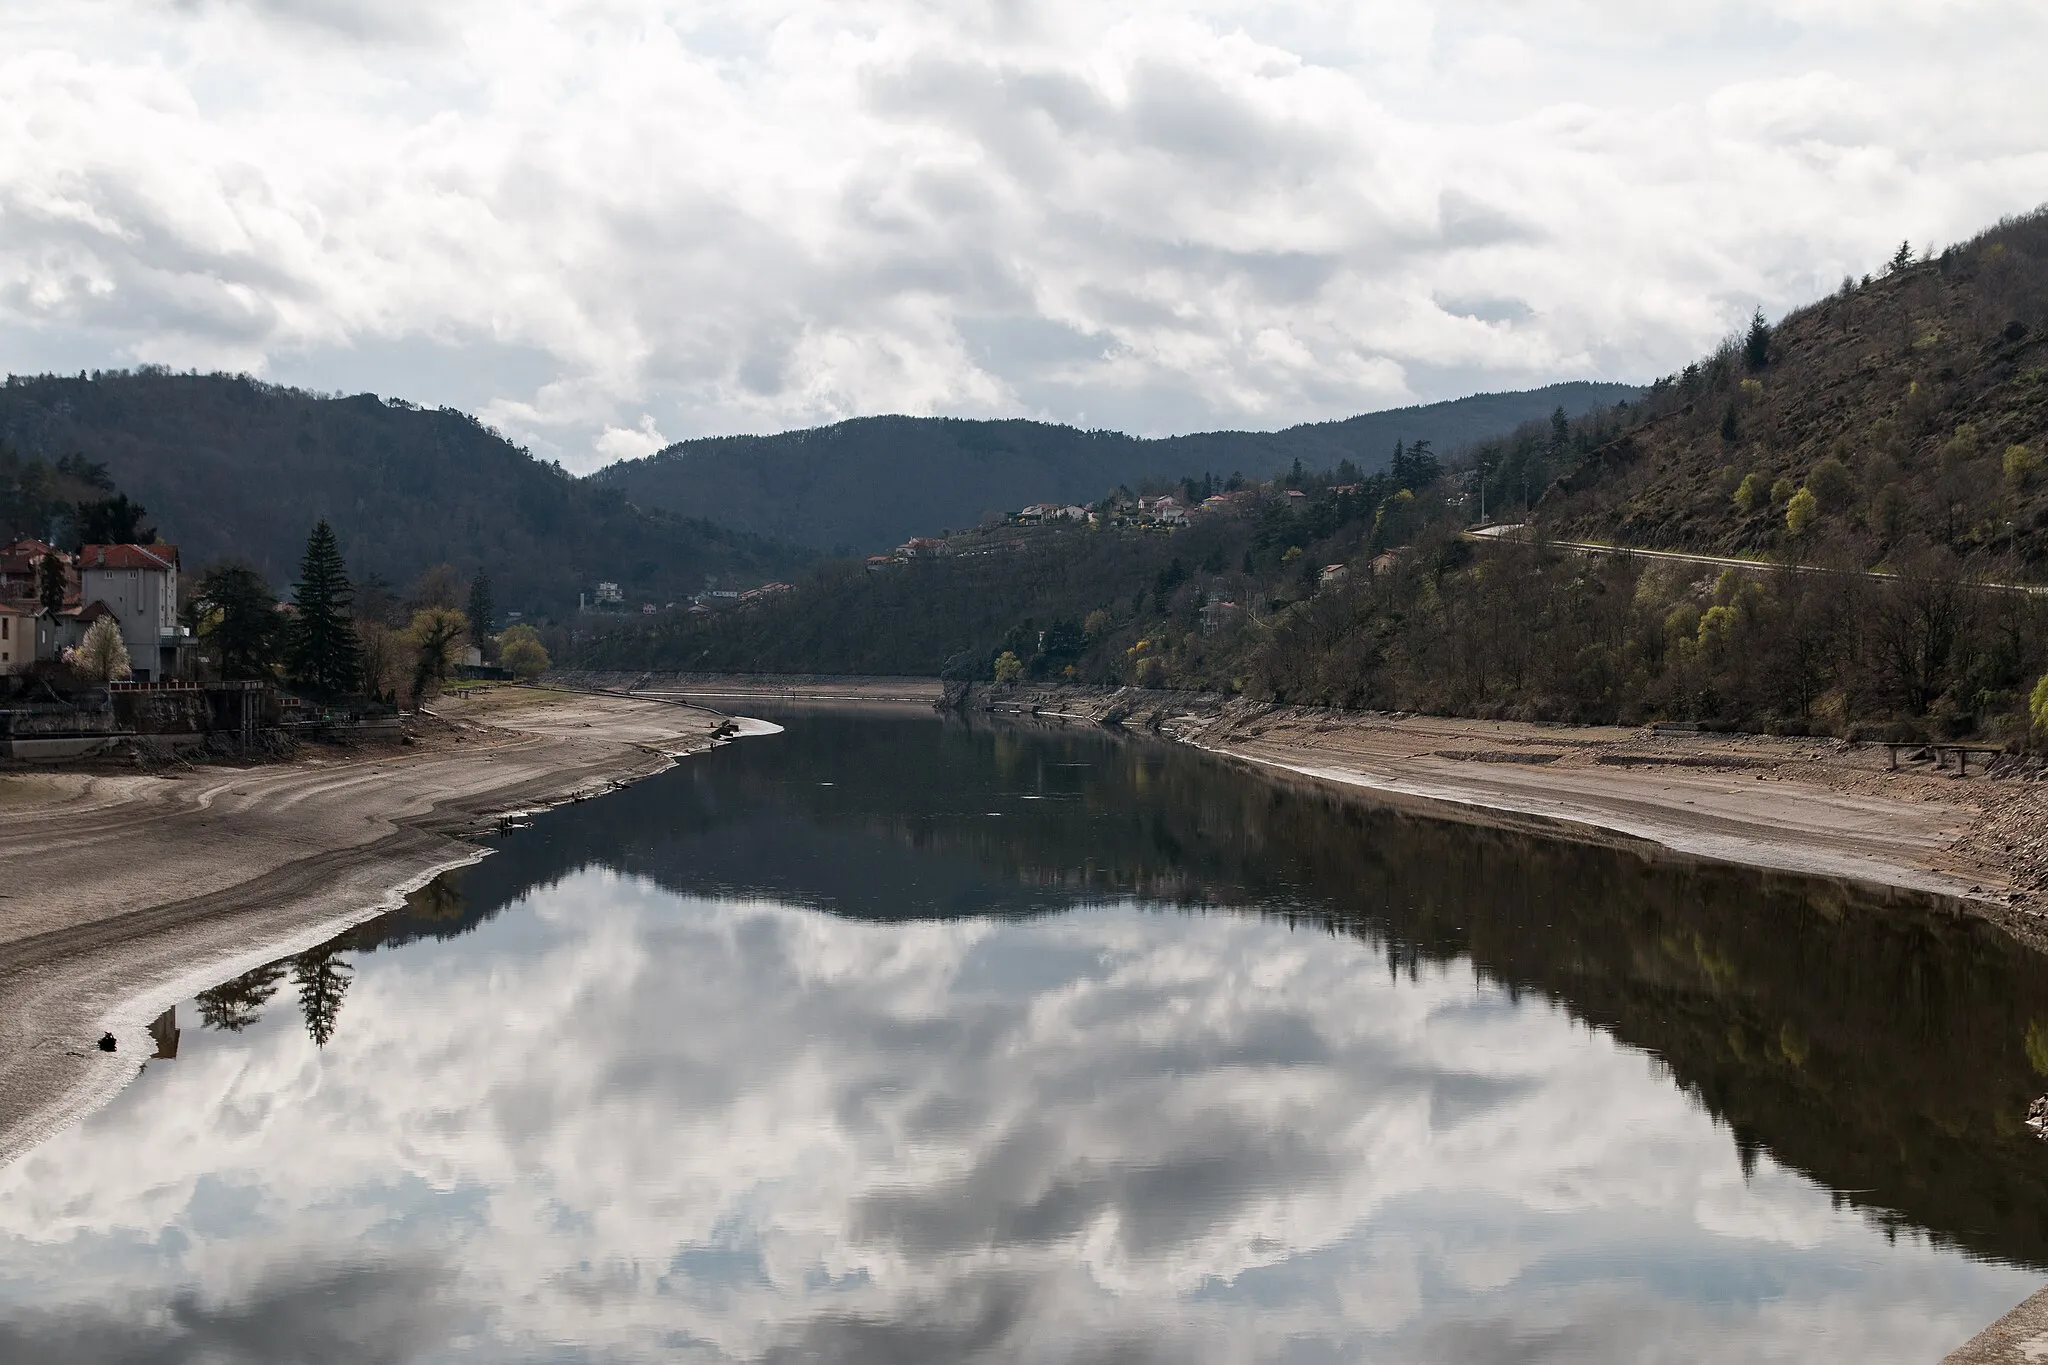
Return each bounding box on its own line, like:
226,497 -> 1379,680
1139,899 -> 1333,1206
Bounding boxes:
0,603 -> 29,674
77,544 -> 195,682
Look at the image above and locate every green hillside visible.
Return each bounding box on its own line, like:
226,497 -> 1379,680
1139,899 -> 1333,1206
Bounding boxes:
1537,213 -> 2048,574
577,212 -> 2048,745
0,371 -> 804,614
594,382 -> 1636,553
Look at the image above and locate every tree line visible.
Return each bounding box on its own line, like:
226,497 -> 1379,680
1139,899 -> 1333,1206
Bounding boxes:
189,520 -> 550,700
575,455 -> 2048,746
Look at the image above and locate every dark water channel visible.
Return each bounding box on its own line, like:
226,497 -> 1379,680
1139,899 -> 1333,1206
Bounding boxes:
5,712 -> 2048,1362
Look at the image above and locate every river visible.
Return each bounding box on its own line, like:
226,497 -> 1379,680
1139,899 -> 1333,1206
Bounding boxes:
2,711 -> 2044,1362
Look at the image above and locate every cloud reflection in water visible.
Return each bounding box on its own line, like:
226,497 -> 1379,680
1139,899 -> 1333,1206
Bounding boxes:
0,867 -> 2026,1362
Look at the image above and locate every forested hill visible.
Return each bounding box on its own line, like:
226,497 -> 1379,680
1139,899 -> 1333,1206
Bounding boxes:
0,372 -> 803,614
594,382 -> 1637,553
1531,210 -> 2048,575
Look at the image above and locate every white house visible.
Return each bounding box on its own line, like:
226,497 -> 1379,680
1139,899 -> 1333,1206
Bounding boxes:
0,602 -> 29,674
77,544 -> 195,683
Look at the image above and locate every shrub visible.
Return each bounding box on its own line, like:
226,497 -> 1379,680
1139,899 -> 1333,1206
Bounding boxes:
1733,472 -> 1766,513
2033,674 -> 2048,737
1770,477 -> 1797,505
498,624 -> 550,680
1785,487 -> 1819,536
2008,443 -> 2043,489
1807,456 -> 1855,511
1942,422 -> 1982,465
993,650 -> 1023,684
1696,604 -> 1739,644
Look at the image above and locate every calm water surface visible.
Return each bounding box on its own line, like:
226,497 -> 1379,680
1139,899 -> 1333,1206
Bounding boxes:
5,713 -> 2048,1362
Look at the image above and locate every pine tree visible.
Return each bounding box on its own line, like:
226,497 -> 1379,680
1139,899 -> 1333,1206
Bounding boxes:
1743,309 -> 1771,370
287,520 -> 362,695
1888,241 -> 1914,275
465,570 -> 495,646
292,946 -> 352,1048
37,552 -> 65,614
198,565 -> 283,680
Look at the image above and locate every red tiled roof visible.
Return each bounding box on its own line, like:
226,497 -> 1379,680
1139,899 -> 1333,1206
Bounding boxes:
79,544 -> 179,571
2,538 -> 62,559
0,539 -> 68,574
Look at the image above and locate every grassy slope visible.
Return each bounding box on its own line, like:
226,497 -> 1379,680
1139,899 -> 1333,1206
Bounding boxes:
1544,212 -> 2048,575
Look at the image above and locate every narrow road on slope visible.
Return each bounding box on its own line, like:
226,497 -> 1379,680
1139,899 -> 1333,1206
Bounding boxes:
1463,523 -> 2048,597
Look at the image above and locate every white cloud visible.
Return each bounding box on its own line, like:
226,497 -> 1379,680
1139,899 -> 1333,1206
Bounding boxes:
593,413 -> 670,462
0,1 -> 2044,470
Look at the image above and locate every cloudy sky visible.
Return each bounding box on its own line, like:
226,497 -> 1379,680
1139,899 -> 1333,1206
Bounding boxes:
3,1 -> 2045,471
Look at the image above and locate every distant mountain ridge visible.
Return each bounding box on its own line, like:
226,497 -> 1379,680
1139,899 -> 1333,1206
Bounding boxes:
0,372 -> 804,614
596,382 -> 1639,552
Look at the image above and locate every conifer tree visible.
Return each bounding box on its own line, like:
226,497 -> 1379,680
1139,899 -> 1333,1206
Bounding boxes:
198,564 -> 282,680
1743,309 -> 1771,370
465,570 -> 496,646
37,552 -> 66,615
287,520 -> 362,695
291,946 -> 352,1048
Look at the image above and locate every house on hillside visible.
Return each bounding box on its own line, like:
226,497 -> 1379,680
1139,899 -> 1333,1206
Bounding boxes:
1200,599 -> 1243,636
1135,496 -> 1187,527
898,537 -> 950,559
1014,503 -> 1088,525
77,544 -> 196,682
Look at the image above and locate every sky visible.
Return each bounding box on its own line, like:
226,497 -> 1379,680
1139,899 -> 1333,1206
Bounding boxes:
2,2 -> 2046,472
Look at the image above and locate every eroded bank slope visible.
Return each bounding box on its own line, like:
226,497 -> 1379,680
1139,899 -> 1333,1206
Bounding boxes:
0,688 -> 728,1165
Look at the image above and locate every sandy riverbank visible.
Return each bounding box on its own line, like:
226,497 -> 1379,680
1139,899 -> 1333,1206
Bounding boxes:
980,686 -> 2048,943
0,687 -> 731,1166
558,671 -> 946,710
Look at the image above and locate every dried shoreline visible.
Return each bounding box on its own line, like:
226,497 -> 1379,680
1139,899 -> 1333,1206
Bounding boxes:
958,683 -> 2048,944
0,687 -> 737,1167
6,674 -> 2048,1356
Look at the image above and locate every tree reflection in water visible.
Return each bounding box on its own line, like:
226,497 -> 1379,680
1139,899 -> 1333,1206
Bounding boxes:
175,712 -> 2048,1268
289,946 -> 353,1049
194,961 -> 288,1033
196,941 -> 352,1047
13,711 -> 2048,1363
